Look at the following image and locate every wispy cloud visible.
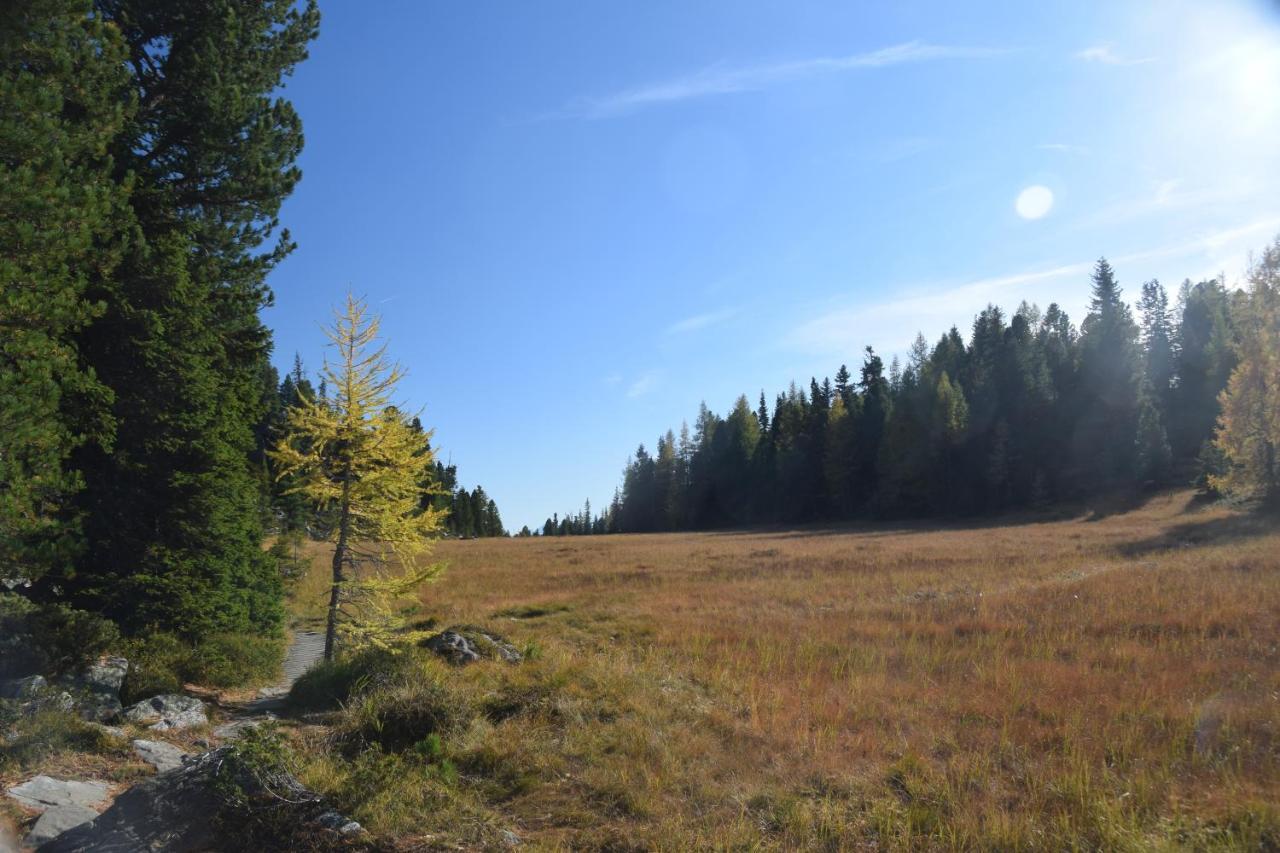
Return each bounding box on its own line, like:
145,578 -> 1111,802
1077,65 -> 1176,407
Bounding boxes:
784,217 -> 1279,357
626,372 -> 659,398
558,41 -> 1006,119
1075,45 -> 1154,66
1038,142 -> 1090,154
666,307 -> 738,335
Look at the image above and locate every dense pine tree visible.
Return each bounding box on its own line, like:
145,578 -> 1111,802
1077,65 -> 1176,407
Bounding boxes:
0,0 -> 131,582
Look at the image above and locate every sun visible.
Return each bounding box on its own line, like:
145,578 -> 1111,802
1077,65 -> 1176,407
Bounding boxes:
1015,185 -> 1054,220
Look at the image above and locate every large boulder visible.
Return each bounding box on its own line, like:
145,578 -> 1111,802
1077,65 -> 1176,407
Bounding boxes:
42,748 -> 367,852
0,675 -> 46,700
57,657 -> 128,722
123,695 -> 207,731
6,777 -> 108,811
422,626 -> 523,666
6,777 -> 109,850
25,806 -> 98,848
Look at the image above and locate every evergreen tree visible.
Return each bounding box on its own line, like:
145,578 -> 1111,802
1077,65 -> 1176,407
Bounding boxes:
272,295 -> 445,659
53,0 -> 319,637
1173,279 -> 1237,459
1074,258 -> 1140,490
0,0 -> 130,582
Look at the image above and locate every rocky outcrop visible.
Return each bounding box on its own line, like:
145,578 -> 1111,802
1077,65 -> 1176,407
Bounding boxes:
123,694 -> 207,731
1,656 -> 128,722
42,748 -> 366,852
5,776 -> 109,849
422,626 -> 523,666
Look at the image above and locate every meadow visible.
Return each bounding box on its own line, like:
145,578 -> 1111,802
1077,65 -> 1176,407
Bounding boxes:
283,490 -> 1279,849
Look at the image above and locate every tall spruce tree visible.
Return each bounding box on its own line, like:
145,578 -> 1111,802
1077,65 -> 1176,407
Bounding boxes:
51,0 -> 319,636
1074,259 -> 1140,490
0,0 -> 130,582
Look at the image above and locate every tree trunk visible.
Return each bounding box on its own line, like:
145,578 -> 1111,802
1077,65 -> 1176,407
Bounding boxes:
325,480 -> 351,661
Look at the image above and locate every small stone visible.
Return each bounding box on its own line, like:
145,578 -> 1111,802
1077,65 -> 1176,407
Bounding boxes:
25,804 -> 98,847
131,740 -> 188,773
315,810 -> 363,835
7,776 -> 109,810
212,714 -> 275,741
87,722 -> 126,740
500,828 -> 522,847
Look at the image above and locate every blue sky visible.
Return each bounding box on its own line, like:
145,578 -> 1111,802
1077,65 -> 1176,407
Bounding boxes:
266,0 -> 1280,531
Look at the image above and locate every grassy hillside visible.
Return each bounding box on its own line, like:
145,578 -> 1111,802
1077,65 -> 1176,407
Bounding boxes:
281,490 -> 1278,849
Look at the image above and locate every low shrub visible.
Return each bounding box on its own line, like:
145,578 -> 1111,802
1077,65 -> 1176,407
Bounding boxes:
336,676 -> 474,754
122,631 -> 286,703
0,594 -> 121,678
187,633 -> 285,688
288,647 -> 402,712
0,707 -> 124,771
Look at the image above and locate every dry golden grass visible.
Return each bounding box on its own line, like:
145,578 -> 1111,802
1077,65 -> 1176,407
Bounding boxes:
289,491 -> 1280,849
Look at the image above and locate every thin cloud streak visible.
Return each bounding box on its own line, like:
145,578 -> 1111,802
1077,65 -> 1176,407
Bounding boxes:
626,372 -> 659,398
1075,45 -> 1154,66
559,41 -> 1007,118
667,307 -> 739,335
785,216 -> 1280,357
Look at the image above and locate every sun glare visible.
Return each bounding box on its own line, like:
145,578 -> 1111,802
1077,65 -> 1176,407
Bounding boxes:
1015,184 -> 1054,220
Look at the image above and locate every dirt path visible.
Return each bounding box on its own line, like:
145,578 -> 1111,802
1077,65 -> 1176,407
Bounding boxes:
241,629 -> 325,713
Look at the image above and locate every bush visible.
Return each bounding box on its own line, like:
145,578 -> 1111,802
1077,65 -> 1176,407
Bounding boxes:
288,647 -> 401,712
187,633 -> 285,688
122,632 -> 286,703
0,594 -> 120,678
0,707 -> 124,771
336,676 -> 474,754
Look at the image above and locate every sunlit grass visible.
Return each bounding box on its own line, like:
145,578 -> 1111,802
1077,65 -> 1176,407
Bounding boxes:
287,490 -> 1280,848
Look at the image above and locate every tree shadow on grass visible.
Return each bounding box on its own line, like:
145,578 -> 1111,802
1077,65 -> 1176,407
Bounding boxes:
1116,506 -> 1280,557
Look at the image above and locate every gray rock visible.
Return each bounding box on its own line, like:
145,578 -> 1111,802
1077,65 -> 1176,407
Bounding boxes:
42,748 -> 364,852
87,722 -> 126,740
500,828 -> 522,847
0,675 -> 46,700
58,657 -> 128,723
423,625 -> 523,666
212,714 -> 276,741
6,776 -> 108,811
131,740 -> 188,773
123,694 -> 207,731
314,809 -> 363,835
25,804 -> 98,847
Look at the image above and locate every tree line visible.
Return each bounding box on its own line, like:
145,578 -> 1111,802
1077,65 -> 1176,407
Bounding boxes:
544,249 -> 1279,534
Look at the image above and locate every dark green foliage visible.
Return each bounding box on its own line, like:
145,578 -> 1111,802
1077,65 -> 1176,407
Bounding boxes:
548,255 -> 1255,531
0,594 -> 120,678
121,631 -> 285,702
38,0 -> 321,639
0,0 -> 131,581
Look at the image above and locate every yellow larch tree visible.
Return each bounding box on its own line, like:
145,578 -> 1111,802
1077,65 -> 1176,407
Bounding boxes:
272,293 -> 446,659
1211,238 -> 1280,503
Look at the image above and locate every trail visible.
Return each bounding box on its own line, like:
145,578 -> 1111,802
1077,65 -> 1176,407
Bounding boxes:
241,628 -> 325,713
